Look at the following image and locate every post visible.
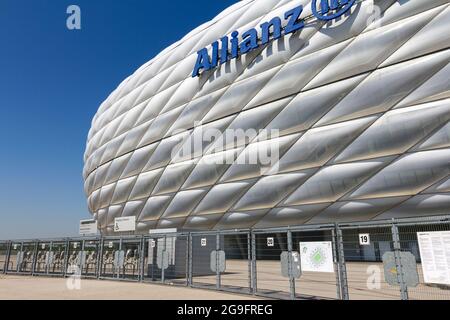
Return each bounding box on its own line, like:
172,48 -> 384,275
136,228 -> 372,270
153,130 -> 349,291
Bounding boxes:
47,242 -> 53,275
185,235 -> 189,286
139,236 -> 145,282
161,235 -> 167,283
118,238 -> 123,279
4,241 -> 11,274
81,240 -> 86,276
97,237 -> 104,279
335,224 -> 349,300
391,220 -> 408,300
331,228 -> 342,300
31,242 -> 39,275
287,230 -> 296,300
247,232 -> 252,292
216,232 -> 221,290
188,233 -> 193,287
63,240 -> 69,277
251,232 -> 257,294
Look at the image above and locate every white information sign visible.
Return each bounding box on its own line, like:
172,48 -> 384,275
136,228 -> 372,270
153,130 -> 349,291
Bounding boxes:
267,238 -> 274,247
114,216 -> 136,232
201,238 -> 207,247
79,219 -> 98,236
300,242 -> 334,273
359,234 -> 371,246
417,231 -> 450,285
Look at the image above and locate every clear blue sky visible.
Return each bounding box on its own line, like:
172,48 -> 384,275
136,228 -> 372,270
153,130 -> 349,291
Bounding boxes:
0,0 -> 237,240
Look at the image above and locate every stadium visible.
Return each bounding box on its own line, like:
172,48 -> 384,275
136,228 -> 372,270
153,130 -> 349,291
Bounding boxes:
83,0 -> 450,236
1,0 -> 450,301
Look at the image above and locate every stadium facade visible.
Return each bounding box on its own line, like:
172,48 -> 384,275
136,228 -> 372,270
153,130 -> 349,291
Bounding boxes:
83,0 -> 450,235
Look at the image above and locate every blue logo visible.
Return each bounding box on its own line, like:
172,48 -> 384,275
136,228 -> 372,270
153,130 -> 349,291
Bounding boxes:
312,0 -> 356,21
192,1 -> 357,77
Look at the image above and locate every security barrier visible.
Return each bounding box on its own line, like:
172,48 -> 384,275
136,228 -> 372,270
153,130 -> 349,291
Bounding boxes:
1,215 -> 450,300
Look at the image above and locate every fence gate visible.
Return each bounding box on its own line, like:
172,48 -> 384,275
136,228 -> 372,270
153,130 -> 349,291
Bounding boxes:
19,242 -> 37,274
6,242 -> 22,273
142,234 -> 189,285
191,233 -> 217,290
162,234 -> 189,286
47,241 -> 67,276
119,239 -> 141,281
99,239 -> 121,279
292,227 -> 340,300
81,239 -> 100,278
253,231 -> 292,299
220,232 -> 251,295
339,224 -> 401,300
34,241 -> 52,275
143,237 -> 159,282
0,242 -> 9,273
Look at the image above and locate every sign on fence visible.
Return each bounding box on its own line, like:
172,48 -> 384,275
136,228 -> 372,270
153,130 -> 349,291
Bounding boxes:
300,242 -> 334,273
79,219 -> 98,236
281,251 -> 301,279
267,237 -> 274,247
210,251 -> 226,273
359,234 -> 371,246
382,252 -> 419,287
114,216 -> 136,232
417,231 -> 450,285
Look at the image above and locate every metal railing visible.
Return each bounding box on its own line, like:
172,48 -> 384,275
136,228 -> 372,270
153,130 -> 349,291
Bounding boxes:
1,215 -> 450,300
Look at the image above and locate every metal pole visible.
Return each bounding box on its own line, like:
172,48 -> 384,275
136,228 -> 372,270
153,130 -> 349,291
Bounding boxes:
81,240 -> 86,276
47,242 -> 53,275
139,236 -> 145,282
161,235 -> 167,283
331,228 -> 342,300
97,237 -> 103,279
63,240 -> 69,277
216,232 -> 221,290
247,232 -> 252,292
188,233 -> 193,287
391,221 -> 408,300
287,230 -> 295,300
251,232 -> 257,294
335,224 -> 349,300
184,235 -> 189,286
4,241 -> 11,274
31,242 -> 38,275
118,238 -> 123,279
17,242 -> 23,273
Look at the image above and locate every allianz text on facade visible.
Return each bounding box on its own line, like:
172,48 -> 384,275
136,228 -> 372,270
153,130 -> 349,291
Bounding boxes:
84,0 -> 450,235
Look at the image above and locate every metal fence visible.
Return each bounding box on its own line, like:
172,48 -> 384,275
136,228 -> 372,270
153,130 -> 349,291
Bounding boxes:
1,215 -> 450,300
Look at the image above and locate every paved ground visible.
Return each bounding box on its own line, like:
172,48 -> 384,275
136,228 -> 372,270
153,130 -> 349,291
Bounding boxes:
2,260 -> 450,300
192,260 -> 450,300
0,275 -> 261,300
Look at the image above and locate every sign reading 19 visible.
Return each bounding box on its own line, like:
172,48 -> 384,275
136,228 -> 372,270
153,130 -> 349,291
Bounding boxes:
192,0 -> 356,77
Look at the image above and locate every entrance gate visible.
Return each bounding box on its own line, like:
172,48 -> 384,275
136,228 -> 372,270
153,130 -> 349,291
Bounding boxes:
34,241 -> 51,274
82,239 -> 100,278
19,242 -> 36,274
121,238 -> 141,281
0,242 -> 9,273
100,239 -> 120,279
